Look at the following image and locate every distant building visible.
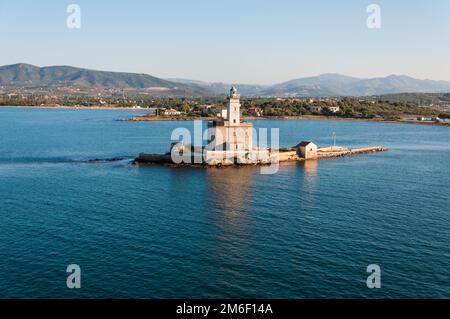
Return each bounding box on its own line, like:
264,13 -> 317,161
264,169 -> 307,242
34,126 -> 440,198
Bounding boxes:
220,109 -> 228,119
164,108 -> 182,116
248,107 -> 264,117
42,95 -> 58,101
200,105 -> 218,116
327,106 -> 341,113
310,106 -> 323,113
296,141 -> 318,159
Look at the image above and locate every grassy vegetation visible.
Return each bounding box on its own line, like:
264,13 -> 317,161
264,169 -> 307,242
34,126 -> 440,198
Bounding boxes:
242,97 -> 449,120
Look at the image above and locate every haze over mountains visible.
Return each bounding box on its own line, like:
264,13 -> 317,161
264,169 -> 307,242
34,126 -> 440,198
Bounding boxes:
172,74 -> 450,96
2,63 -> 450,97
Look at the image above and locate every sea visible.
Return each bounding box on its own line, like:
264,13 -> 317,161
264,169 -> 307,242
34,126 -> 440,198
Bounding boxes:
0,107 -> 449,298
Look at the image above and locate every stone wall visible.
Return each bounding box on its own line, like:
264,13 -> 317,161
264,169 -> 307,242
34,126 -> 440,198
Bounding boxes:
204,149 -> 271,166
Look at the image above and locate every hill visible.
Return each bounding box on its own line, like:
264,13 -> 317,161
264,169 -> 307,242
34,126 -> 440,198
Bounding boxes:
0,63 -> 211,96
170,73 -> 450,97
266,74 -> 450,97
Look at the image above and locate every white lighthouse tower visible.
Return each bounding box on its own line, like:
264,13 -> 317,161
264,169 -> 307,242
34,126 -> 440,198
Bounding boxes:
227,86 -> 241,125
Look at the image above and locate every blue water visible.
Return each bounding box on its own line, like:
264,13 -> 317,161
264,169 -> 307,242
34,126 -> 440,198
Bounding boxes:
0,107 -> 449,299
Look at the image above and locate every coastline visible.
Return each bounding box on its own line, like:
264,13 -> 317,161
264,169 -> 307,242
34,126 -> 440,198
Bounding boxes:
120,114 -> 450,126
1,105 -> 448,126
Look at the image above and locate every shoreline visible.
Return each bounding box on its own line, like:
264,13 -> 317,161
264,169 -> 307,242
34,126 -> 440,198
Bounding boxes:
121,114 -> 450,126
1,105 -> 448,126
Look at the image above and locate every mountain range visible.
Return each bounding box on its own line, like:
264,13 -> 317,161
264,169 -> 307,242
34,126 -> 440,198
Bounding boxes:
2,63 -> 450,97
0,63 -> 209,96
172,74 -> 450,96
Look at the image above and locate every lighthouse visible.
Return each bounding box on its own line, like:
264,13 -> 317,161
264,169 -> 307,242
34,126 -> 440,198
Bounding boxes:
207,87 -> 253,152
227,86 -> 241,125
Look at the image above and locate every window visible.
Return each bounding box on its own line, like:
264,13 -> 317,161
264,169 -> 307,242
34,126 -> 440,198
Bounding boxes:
233,119 -> 236,123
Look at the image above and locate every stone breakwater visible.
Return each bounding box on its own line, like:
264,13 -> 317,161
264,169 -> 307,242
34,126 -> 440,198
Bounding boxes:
317,146 -> 387,159
133,146 -> 387,167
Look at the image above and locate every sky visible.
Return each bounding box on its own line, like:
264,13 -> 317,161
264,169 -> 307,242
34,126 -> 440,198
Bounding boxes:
0,0 -> 449,84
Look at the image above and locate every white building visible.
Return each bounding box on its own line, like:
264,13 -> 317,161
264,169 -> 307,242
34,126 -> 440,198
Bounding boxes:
327,106 -> 341,113
296,141 -> 318,159
220,109 -> 228,119
164,108 -> 182,116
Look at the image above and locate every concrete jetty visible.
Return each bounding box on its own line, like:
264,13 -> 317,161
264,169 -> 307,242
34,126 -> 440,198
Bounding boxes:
317,146 -> 387,159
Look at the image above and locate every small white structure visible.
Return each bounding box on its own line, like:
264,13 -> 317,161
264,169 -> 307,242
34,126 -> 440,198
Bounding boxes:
327,106 -> 341,113
220,109 -> 228,119
296,141 -> 318,159
164,108 -> 182,116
